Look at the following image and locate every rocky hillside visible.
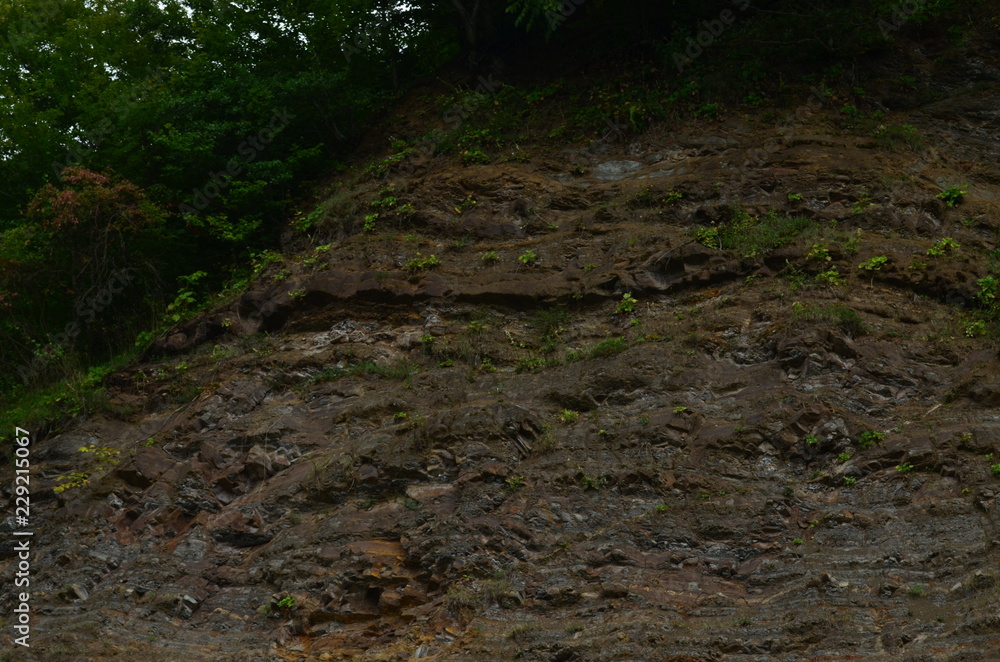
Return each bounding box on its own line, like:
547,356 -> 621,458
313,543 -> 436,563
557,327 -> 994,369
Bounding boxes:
4,25 -> 1000,662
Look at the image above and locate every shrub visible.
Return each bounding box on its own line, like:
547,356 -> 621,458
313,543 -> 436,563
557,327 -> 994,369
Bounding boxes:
873,124 -> 924,151
518,250 -> 538,266
858,430 -> 886,449
927,237 -> 960,256
792,304 -> 867,337
559,409 -> 579,423
695,208 -> 811,258
616,293 -> 638,314
405,254 -> 440,271
937,186 -> 967,207
505,476 -> 526,490
859,256 -> 888,271
589,336 -> 628,358
815,268 -> 844,286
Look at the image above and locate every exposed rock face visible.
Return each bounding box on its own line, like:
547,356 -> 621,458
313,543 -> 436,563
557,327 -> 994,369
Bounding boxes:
7,40 -> 1000,662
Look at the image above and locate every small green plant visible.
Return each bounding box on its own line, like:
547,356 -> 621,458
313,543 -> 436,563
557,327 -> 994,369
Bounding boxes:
505,475 -> 526,491
977,276 -> 998,308
788,192 -> 804,201
455,194 -> 478,213
873,124 -> 924,151
54,443 -> 122,493
289,288 -> 306,301
937,186 -> 967,207
844,476 -> 856,487
694,102 -> 719,119
518,250 -> 538,266
815,268 -> 844,286
843,229 -> 862,254
804,435 -> 818,445
461,149 -> 490,165
859,256 -> 888,271
370,193 -> 399,210
908,584 -> 925,597
580,474 -> 606,490
858,430 -> 886,449
405,254 -> 441,271
806,243 -> 831,261
53,471 -> 91,493
589,336 -> 628,358
853,190 -> 873,215
363,213 -> 378,232
927,237 -> 960,257
896,462 -> 914,472
393,411 -> 408,421
838,452 -> 852,462
165,270 -> 207,323
792,538 -> 803,545
695,208 -> 810,258
966,320 -> 987,337
559,409 -> 579,424
655,504 -> 668,512
366,147 -> 415,178
991,464 -> 1000,477
481,251 -> 499,263
277,596 -> 296,609
616,292 -> 638,314
673,406 -> 688,414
